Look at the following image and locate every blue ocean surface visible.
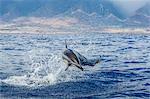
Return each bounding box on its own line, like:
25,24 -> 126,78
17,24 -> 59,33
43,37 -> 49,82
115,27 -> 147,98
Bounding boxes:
0,32 -> 150,98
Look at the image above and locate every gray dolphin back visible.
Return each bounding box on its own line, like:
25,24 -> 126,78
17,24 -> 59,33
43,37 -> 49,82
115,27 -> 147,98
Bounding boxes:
63,49 -> 80,64
63,40 -> 84,71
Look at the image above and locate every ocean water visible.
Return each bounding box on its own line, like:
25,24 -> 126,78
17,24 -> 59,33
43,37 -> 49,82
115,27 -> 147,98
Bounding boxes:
0,32 -> 150,98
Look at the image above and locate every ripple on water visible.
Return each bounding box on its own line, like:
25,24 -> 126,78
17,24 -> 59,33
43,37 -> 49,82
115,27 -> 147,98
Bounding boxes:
0,33 -> 150,98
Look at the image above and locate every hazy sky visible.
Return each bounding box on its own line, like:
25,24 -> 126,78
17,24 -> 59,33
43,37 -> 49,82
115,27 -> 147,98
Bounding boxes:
110,0 -> 149,16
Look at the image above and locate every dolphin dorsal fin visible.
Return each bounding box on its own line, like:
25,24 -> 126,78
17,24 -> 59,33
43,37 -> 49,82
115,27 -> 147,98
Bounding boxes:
65,40 -> 68,49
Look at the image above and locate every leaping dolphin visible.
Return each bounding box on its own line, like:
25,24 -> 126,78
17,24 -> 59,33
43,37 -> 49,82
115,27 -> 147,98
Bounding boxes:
62,41 -> 100,71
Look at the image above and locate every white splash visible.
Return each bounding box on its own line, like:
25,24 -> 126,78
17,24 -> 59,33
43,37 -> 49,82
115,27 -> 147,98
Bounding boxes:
1,40 -> 100,87
2,49 -> 74,87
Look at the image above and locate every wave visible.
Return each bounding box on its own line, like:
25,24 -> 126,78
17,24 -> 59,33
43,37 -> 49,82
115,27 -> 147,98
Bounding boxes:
1,49 -> 82,87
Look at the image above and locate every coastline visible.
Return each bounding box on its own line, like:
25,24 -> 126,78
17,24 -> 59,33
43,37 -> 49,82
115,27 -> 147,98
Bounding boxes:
0,27 -> 149,34
1,17 -> 149,34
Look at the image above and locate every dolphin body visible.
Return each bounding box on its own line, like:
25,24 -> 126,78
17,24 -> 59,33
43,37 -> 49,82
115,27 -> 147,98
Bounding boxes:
62,41 -> 100,71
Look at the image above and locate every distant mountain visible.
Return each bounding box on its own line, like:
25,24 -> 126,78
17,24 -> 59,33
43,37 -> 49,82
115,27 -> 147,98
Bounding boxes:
124,3 -> 150,27
60,9 -> 123,26
0,0 -> 124,20
125,14 -> 150,27
136,3 -> 150,16
0,0 -> 149,27
102,14 -> 124,26
0,0 -> 43,20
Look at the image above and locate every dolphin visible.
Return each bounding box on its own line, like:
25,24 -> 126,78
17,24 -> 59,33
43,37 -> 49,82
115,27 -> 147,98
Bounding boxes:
62,41 -> 100,71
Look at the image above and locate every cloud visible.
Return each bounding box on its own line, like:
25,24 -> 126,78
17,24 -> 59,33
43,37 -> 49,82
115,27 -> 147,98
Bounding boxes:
109,0 -> 149,16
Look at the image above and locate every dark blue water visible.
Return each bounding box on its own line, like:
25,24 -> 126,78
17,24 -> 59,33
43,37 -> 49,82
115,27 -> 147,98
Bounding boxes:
0,33 -> 150,98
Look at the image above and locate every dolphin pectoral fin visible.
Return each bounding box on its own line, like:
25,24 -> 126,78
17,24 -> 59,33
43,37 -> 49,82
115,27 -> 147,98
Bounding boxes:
65,66 -> 69,71
65,63 -> 71,71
